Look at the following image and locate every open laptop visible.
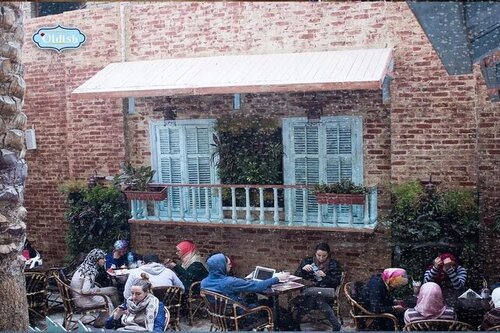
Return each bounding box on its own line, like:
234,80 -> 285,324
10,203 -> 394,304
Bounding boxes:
245,266 -> 276,281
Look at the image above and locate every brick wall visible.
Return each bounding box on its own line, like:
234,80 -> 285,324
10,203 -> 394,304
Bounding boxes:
21,2 -> 498,281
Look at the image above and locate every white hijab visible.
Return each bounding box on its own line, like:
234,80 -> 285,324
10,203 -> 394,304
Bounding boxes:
492,287 -> 500,308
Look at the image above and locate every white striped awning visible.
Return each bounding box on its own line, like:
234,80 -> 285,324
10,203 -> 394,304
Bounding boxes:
72,48 -> 393,98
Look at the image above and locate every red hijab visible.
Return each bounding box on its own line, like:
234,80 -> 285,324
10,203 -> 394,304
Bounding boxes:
176,240 -> 197,258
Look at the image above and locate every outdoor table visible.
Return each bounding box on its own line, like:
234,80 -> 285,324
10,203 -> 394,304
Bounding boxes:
455,297 -> 491,328
259,279 -> 305,330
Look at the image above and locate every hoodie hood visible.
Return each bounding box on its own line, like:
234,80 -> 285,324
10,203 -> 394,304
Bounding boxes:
141,262 -> 166,276
206,253 -> 227,277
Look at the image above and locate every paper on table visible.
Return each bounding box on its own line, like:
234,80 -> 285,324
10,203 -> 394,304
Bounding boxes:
271,281 -> 304,292
458,288 -> 481,299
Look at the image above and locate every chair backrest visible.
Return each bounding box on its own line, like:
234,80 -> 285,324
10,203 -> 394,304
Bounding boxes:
189,280 -> 202,297
25,271 -> 48,311
51,272 -> 75,315
344,281 -> 372,315
403,319 -> 475,331
152,285 -> 183,329
200,289 -> 248,331
487,325 -> 500,331
152,285 -> 183,308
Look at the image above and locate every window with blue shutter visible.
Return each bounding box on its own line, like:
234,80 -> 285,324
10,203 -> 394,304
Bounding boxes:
150,120 -> 218,218
283,116 -> 364,226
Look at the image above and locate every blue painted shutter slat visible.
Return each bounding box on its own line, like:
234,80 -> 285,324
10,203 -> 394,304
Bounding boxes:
158,128 -> 182,209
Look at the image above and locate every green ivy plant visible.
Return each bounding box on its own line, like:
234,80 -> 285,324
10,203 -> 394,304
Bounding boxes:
314,179 -> 367,194
60,182 -> 131,257
385,181 -> 481,289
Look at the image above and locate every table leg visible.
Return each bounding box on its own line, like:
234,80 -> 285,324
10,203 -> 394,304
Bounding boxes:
273,294 -> 280,330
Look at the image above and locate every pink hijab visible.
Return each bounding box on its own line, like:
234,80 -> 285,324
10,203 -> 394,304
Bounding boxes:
382,268 -> 407,285
414,282 -> 447,318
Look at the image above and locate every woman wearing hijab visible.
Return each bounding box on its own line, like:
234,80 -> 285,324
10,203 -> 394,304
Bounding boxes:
423,253 -> 467,290
105,273 -> 168,332
70,249 -> 120,310
404,282 -> 456,323
166,240 -> 208,290
293,242 -> 343,331
480,287 -> 500,330
358,268 -> 409,330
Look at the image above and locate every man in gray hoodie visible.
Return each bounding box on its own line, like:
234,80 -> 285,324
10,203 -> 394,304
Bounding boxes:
123,254 -> 185,299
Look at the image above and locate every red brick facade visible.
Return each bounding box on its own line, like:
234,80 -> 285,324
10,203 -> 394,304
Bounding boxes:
22,3 -> 498,281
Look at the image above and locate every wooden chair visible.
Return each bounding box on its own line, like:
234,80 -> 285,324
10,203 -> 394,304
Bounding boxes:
403,319 -> 474,331
486,325 -> 500,331
152,285 -> 183,331
200,289 -> 274,331
52,271 -> 109,330
187,281 -> 206,326
47,252 -> 86,311
25,271 -> 48,322
343,281 -> 400,331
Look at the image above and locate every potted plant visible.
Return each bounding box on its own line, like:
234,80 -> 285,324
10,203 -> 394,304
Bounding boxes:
313,179 -> 367,205
114,162 -> 167,201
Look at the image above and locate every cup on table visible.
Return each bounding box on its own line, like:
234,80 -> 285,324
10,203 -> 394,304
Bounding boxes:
412,280 -> 422,296
282,270 -> 290,282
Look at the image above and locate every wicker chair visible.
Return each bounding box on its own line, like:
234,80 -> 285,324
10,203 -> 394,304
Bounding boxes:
187,281 -> 206,326
403,319 -> 474,331
343,281 -> 400,331
200,289 -> 274,331
25,271 -> 48,322
486,325 -> 500,331
46,252 -> 86,310
52,272 -> 109,330
152,285 -> 184,331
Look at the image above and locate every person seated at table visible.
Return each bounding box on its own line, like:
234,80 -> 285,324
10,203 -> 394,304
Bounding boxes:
404,282 -> 456,324
423,252 -> 467,299
105,273 -> 168,332
71,249 -> 120,310
202,253 -> 288,303
358,268 -> 409,330
202,253 -> 292,329
123,253 -> 185,299
480,287 -> 500,330
105,239 -> 140,270
165,240 -> 208,291
292,242 -> 343,331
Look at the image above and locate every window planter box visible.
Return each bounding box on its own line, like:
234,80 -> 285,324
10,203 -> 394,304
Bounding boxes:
124,186 -> 167,201
315,193 -> 365,205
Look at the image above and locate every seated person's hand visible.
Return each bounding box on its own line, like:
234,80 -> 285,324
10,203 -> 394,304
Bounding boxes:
165,258 -> 176,269
113,306 -> 127,319
302,264 -> 314,272
315,270 -> 326,278
392,304 -> 406,312
443,257 -> 453,270
433,257 -> 443,269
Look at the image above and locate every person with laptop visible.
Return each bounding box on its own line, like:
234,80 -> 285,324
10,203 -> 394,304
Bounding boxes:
201,252 -> 288,304
293,242 -> 343,331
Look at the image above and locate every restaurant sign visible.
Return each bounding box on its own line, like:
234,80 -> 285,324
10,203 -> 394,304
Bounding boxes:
32,25 -> 86,52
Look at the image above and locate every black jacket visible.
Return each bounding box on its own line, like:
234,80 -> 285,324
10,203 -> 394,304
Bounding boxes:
294,257 -> 342,288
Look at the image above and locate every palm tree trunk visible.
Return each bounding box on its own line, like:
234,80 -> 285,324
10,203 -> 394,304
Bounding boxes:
0,2 -> 29,331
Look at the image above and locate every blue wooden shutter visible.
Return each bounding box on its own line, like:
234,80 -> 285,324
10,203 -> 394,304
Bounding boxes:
152,120 -> 217,217
283,116 -> 363,226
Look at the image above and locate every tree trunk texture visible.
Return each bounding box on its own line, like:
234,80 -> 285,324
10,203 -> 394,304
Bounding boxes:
0,2 -> 29,331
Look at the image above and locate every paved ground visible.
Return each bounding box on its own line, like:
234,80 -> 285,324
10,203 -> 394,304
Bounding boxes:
34,294 -> 356,331
34,308 -> 356,331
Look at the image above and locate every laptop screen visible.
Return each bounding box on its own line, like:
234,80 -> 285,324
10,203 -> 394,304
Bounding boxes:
253,266 -> 275,280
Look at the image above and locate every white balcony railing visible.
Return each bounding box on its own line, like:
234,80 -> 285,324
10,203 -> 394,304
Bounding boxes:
129,184 -> 378,228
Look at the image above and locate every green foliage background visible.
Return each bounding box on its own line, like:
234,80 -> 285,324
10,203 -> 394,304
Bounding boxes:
60,182 -> 131,258
386,181 -> 482,289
